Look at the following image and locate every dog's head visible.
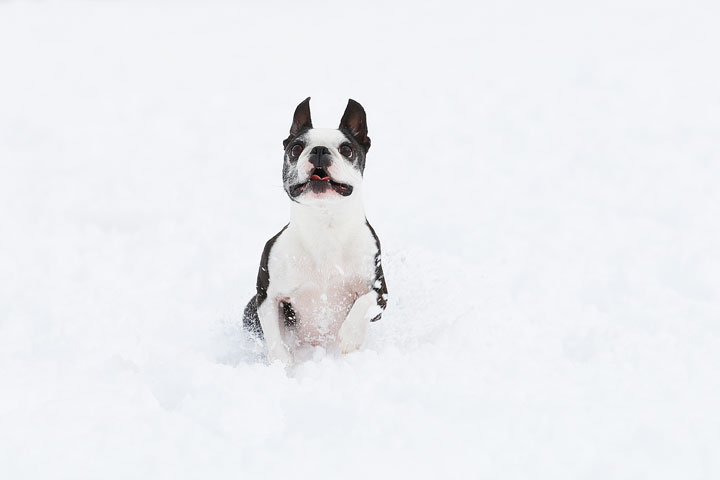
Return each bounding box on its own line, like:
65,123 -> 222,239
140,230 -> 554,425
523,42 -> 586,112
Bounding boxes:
282,97 -> 371,204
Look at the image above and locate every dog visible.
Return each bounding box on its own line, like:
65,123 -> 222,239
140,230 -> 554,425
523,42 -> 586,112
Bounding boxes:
242,98 -> 388,364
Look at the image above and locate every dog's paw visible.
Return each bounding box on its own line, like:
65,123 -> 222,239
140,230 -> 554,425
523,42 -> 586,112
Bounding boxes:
338,337 -> 362,354
337,324 -> 365,354
267,343 -> 293,365
339,341 -> 362,354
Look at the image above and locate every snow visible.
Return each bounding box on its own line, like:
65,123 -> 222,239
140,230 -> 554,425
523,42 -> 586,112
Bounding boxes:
1,1 -> 719,478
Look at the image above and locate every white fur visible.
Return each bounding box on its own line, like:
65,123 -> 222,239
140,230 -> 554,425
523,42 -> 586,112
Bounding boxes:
259,128 -> 381,364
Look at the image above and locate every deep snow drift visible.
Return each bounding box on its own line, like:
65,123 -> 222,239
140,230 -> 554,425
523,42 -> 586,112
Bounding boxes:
1,1 -> 719,478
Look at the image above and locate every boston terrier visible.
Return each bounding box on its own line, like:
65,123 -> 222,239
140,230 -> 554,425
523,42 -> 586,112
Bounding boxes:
243,98 -> 388,364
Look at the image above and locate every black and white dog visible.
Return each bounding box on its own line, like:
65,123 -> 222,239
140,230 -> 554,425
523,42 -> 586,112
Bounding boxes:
243,98 -> 388,364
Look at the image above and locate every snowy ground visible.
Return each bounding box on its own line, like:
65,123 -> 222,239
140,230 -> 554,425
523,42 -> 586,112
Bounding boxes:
1,1 -> 719,478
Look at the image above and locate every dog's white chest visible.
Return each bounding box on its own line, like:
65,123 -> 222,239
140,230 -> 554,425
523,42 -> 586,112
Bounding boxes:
268,224 -> 377,346
288,270 -> 366,344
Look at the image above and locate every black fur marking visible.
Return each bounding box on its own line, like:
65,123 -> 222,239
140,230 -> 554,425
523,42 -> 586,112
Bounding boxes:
242,296 -> 262,337
338,130 -> 369,173
283,134 -> 308,202
365,219 -> 388,322
242,225 -> 289,338
283,128 -> 311,152
280,301 -> 297,328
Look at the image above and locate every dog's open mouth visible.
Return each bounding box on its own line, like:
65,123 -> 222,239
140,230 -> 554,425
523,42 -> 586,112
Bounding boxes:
310,167 -> 330,182
289,168 -> 353,197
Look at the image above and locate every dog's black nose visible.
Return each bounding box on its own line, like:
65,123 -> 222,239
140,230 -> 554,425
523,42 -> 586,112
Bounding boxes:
308,146 -> 332,168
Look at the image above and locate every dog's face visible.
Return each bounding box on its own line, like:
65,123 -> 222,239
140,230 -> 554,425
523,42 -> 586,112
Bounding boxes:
282,98 -> 371,204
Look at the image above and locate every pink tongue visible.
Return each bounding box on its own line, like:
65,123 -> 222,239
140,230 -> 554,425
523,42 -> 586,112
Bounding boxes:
311,174 -> 330,181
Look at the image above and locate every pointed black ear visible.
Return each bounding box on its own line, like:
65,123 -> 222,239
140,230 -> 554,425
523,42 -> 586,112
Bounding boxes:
283,97 -> 312,149
339,99 -> 371,151
290,97 -> 313,135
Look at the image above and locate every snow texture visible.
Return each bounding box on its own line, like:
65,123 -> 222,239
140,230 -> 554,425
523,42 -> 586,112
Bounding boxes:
1,1 -> 719,478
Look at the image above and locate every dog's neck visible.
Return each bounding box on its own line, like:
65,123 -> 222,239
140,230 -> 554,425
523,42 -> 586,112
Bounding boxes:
288,190 -> 366,249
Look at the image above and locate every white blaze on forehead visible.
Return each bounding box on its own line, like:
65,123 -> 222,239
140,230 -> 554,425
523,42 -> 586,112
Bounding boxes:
301,128 -> 349,148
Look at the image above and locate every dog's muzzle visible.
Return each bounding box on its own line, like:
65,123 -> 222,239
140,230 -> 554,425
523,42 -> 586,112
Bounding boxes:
289,166 -> 353,197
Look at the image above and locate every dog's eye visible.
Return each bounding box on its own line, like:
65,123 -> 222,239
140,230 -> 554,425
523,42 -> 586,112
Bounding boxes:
339,145 -> 353,157
290,144 -> 303,157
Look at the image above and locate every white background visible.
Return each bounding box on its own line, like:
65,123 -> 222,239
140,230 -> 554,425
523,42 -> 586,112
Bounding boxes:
1,1 -> 718,478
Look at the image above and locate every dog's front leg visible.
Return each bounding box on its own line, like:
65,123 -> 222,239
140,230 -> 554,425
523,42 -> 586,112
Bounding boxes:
337,291 -> 379,354
257,299 -> 292,365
